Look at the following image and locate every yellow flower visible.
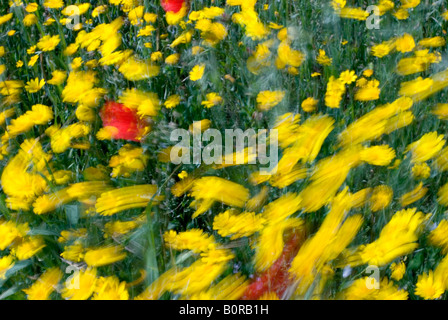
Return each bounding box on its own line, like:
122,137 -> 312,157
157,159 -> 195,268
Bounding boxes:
188,176 -> 250,218
419,36 -> 446,48
166,2 -> 188,25
16,60 -> 23,68
27,46 -> 36,55
37,35 -> 61,52
192,46 -> 204,55
189,119 -> 211,133
415,270 -> 445,300
325,76 -> 345,108
0,220 -> 28,250
61,268 -> 97,300
84,245 -> 127,267
405,132 -> 445,163
290,189 -> 362,293
390,261 -> 406,281
301,97 -> 318,112
61,243 -> 84,262
70,57 -> 83,70
63,43 -> 79,56
108,144 -> 149,178
190,64 -> 205,81
401,0 -> 420,9
412,162 -> 431,180
8,30 -> 16,36
118,56 -> 160,81
0,255 -> 14,279
104,219 -> 143,238
338,7 -> 369,20
400,182 -> 428,207
354,208 -> 426,267
363,69 -> 374,77
394,33 -> 415,53
339,70 -> 357,85
163,229 -> 216,253
432,103 -> 448,120
213,210 -> 266,240
0,13 -> 13,26
256,90 -> 285,111
144,12 -> 157,23
137,25 -> 155,37
43,18 -> 56,26
91,276 -> 129,300
178,170 -> 188,180
428,220 -> 448,253
7,104 -> 53,137
165,53 -> 180,65
164,94 -> 181,109
23,14 -> 37,26
150,51 -> 163,62
12,236 -> 46,260
370,185 -> 393,212
360,145 -> 396,166
344,277 -> 408,299
28,54 -> 39,67
92,5 -> 107,17
43,0 -> 64,9
26,3 -> 39,12
371,40 -> 395,58
331,0 -> 346,10
170,30 -> 194,48
119,88 -> 160,118
354,79 -> 381,101
169,259 -> 228,296
23,267 -> 63,300
47,70 -> 67,85
201,92 -> 223,108
25,78 -> 45,93
128,5 -> 144,25
95,184 -> 163,216
275,41 -> 304,69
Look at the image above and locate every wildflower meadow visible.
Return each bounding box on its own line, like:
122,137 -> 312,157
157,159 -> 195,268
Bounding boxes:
1,0 -> 448,301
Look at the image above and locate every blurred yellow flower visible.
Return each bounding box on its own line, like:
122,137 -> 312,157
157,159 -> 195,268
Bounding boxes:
25,78 -> 45,93
201,92 -> 223,108
190,64 -> 205,81
301,97 -> 318,112
256,90 -> 285,111
37,35 -> 61,52
164,94 -> 181,109
165,53 -> 180,65
25,3 -> 39,12
84,245 -> 127,267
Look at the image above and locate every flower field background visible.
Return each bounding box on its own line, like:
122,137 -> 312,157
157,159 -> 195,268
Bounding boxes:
1,0 -> 448,300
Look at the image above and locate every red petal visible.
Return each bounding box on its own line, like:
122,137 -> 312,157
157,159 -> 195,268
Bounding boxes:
161,0 -> 186,13
240,232 -> 304,300
99,101 -> 145,142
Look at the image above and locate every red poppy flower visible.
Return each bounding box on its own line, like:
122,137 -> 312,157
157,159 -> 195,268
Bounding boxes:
160,0 -> 186,13
99,101 -> 146,142
240,232 -> 304,300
